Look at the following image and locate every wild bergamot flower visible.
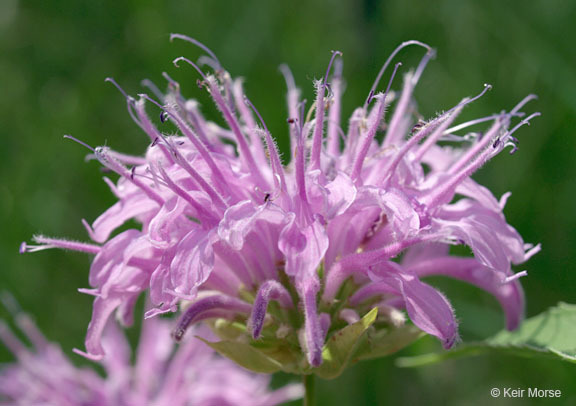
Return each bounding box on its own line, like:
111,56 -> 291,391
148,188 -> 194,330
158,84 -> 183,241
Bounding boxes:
22,35 -> 539,372
0,297 -> 302,405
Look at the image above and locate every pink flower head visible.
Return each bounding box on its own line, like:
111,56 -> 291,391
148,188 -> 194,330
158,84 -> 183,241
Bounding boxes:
0,301 -> 303,405
23,36 -> 540,367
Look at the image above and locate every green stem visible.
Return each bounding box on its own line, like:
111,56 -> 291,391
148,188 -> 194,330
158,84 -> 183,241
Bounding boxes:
303,374 -> 315,406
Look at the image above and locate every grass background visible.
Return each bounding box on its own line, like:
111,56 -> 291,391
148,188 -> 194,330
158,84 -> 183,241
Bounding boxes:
1,0 -> 575,404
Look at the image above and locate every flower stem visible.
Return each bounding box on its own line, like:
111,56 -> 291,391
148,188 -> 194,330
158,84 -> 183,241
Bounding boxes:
303,374 -> 315,406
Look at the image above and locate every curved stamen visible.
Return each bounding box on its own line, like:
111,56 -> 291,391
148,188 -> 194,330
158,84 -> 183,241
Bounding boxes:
327,58 -> 343,156
151,135 -> 228,211
105,77 -> 130,99
383,47 -> 435,148
95,146 -> 164,205
294,113 -> 308,205
172,295 -> 251,342
106,77 -> 159,141
137,94 -> 232,202
351,62 -> 402,181
424,112 -> 540,208
510,94 -> 538,116
279,64 -> 302,158
197,55 -> 221,72
170,33 -> 221,70
448,96 -> 538,175
505,112 -> 541,139
173,56 -> 209,81
140,78 -> 165,101
174,57 -> 265,187
63,135 -> 95,152
443,112 -> 523,135
392,84 -> 491,171
364,40 -> 432,110
310,50 -> 343,171
244,96 -> 287,194
249,281 -> 294,339
162,72 -> 180,89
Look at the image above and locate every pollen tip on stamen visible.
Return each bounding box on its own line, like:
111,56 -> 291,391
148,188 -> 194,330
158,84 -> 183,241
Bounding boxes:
172,57 -> 185,67
19,242 -> 27,254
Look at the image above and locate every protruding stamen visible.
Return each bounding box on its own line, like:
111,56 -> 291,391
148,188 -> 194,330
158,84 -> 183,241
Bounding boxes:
327,58 -> 343,156
444,112 -> 523,135
173,57 -> 208,81
174,58 -> 266,187
20,236 -> 101,254
104,77 -> 130,99
162,72 -> 180,89
383,47 -> 435,147
63,135 -> 96,152
510,94 -> 538,116
350,62 -> 401,181
95,146 -> 164,205
244,96 -> 287,194
364,40 -> 432,110
425,111 -> 540,209
170,33 -> 222,70
506,112 -> 541,138
390,83 -> 492,173
310,50 -> 343,171
138,93 -> 232,199
293,102 -> 309,205
140,78 -> 165,100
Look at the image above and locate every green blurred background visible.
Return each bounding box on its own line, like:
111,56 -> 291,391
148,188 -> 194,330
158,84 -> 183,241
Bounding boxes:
1,0 -> 575,404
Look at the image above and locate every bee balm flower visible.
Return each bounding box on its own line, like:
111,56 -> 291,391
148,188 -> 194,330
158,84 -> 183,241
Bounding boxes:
0,302 -> 302,405
22,35 -> 540,369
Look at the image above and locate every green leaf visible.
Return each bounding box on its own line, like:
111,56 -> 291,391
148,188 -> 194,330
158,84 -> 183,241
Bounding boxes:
396,302 -> 576,367
196,337 -> 283,374
314,307 -> 378,379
